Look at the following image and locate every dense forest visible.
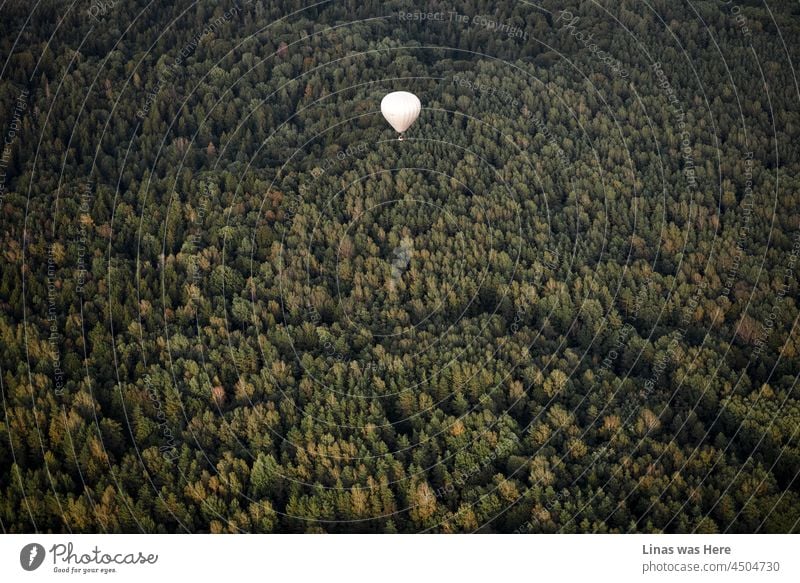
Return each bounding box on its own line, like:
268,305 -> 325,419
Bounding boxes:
1,0 -> 799,533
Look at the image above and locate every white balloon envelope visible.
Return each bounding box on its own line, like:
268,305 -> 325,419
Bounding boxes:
381,91 -> 421,140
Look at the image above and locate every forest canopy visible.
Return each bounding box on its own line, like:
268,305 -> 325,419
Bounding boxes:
0,0 -> 799,533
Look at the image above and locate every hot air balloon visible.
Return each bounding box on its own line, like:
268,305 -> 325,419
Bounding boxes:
381,91 -> 421,141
